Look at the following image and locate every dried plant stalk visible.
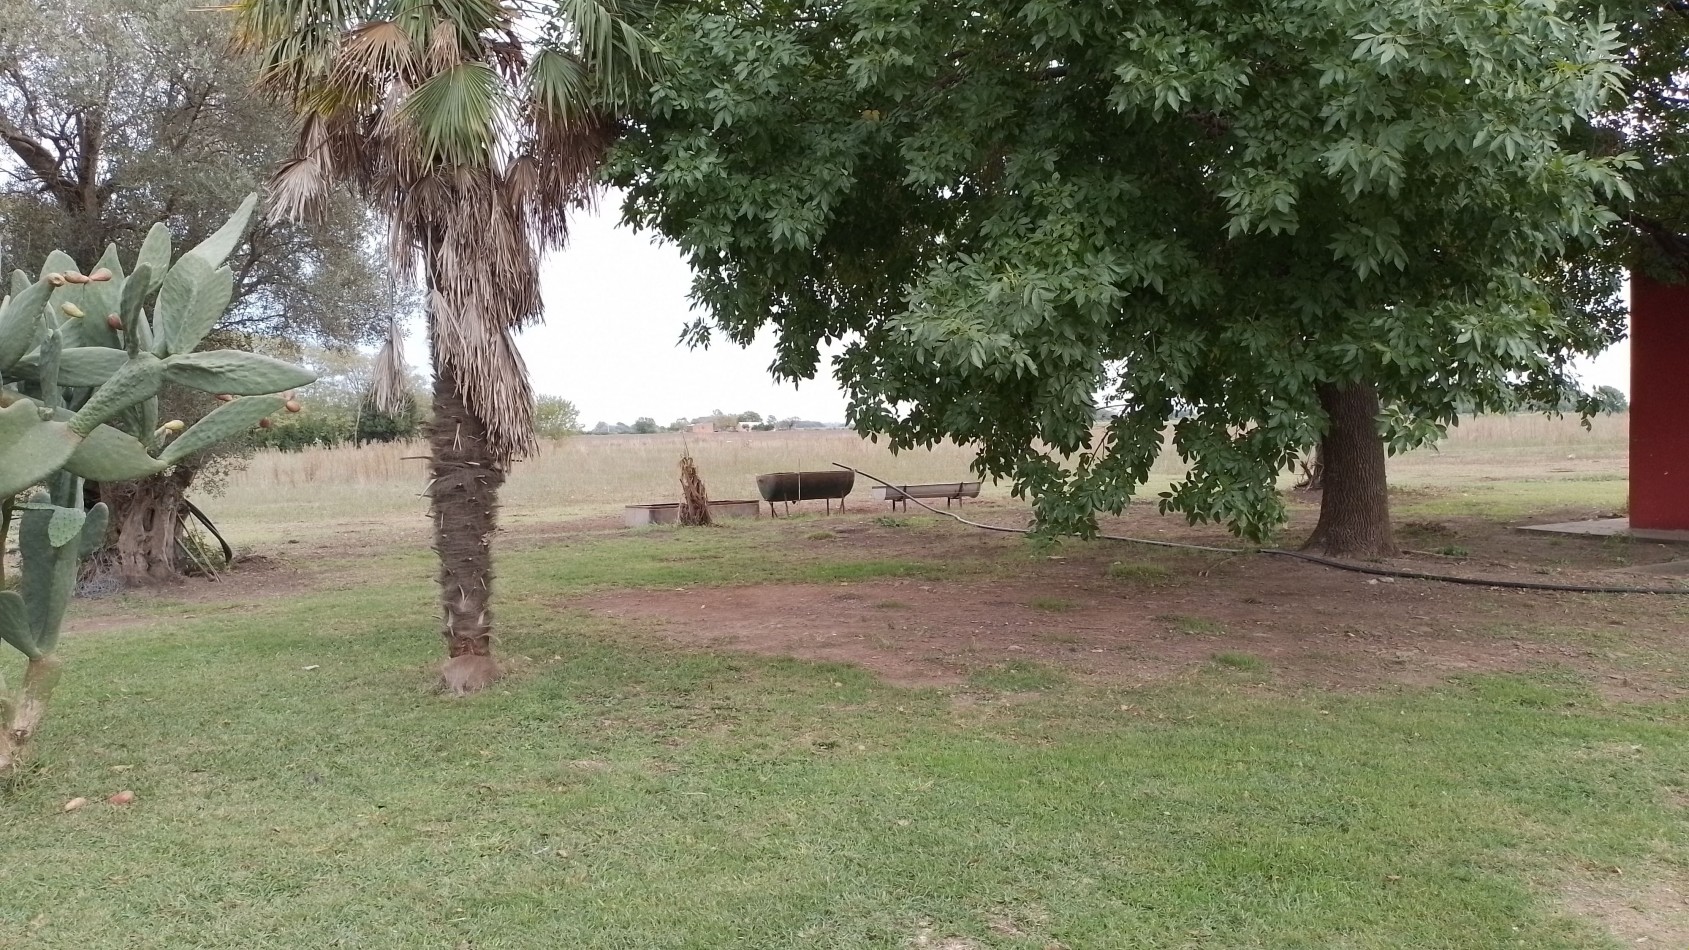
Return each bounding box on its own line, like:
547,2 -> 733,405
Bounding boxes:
678,452 -> 712,526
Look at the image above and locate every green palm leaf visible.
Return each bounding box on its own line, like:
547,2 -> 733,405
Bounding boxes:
401,61 -> 507,167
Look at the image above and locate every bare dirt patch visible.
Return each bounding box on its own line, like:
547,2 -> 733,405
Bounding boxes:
577,523 -> 1689,695
577,557 -> 1689,693
1562,871 -> 1689,947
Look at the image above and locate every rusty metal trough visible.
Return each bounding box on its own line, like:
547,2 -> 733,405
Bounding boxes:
755,470 -> 855,515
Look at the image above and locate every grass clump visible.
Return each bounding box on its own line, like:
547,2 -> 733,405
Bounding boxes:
968,661 -> 1068,692
1107,560 -> 1173,584
1212,651 -> 1269,673
1158,614 -> 1223,635
1029,597 -> 1079,613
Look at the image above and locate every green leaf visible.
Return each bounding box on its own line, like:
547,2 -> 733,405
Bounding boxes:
8,346 -> 130,387
163,350 -> 317,396
47,506 -> 86,549
67,352 -> 166,435
78,502 -> 110,558
155,257 -> 233,357
134,223 -> 172,295
64,423 -> 166,483
0,590 -> 37,658
18,497 -> 80,653
184,194 -> 257,269
160,395 -> 287,466
0,399 -> 79,498
402,62 -> 504,168
0,276 -> 52,370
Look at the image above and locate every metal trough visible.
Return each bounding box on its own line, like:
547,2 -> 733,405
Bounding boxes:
870,481 -> 982,511
623,499 -> 762,528
755,470 -> 855,515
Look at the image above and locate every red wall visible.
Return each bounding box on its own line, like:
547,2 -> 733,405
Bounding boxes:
1630,273 -> 1689,530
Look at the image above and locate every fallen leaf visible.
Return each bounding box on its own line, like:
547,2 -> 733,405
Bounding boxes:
108,790 -> 136,805
62,797 -> 88,812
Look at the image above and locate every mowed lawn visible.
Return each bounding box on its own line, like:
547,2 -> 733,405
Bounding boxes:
3,461 -> 1687,947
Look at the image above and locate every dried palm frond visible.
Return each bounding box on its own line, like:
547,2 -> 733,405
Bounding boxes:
370,312 -> 410,416
678,451 -> 712,527
231,0 -> 656,464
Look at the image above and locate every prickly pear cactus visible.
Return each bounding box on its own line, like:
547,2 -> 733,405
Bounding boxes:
0,196 -> 315,770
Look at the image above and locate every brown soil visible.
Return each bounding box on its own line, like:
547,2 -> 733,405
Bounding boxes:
578,502 -> 1689,696
1561,871 -> 1689,947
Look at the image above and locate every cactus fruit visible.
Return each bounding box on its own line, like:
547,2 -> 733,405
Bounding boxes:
0,196 -> 315,771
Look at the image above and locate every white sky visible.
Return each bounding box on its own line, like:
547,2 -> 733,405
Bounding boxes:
402,202 -> 850,426
401,198 -> 1632,423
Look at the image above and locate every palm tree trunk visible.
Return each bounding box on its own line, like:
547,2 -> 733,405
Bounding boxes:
428,360 -> 505,694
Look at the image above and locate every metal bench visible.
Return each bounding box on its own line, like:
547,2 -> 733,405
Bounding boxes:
869,481 -> 982,511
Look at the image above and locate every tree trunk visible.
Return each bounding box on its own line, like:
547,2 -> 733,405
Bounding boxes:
94,467 -> 199,586
428,362 -> 505,695
1303,382 -> 1397,558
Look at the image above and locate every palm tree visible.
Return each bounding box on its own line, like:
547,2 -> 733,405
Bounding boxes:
231,0 -> 653,692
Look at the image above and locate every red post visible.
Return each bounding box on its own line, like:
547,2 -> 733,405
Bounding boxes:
1630,273 -> 1689,530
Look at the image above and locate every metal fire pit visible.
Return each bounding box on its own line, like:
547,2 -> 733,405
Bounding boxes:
755,470 -> 855,515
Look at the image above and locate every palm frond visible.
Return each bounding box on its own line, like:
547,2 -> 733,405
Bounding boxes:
525,47 -> 591,125
239,0 -> 661,462
401,61 -> 507,168
547,0 -> 659,99
334,20 -> 418,84
370,314 -> 412,416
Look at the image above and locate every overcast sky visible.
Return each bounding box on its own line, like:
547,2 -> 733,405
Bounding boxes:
401,197 -> 1632,424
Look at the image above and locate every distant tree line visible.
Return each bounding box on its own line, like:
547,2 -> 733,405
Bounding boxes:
584,409 -> 839,434
250,351 -> 588,449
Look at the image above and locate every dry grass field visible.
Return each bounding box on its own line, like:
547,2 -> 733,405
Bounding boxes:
205,412 -> 1630,543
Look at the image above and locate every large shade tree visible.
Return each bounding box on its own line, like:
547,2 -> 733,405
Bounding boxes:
233,0 -> 653,692
1583,1 -> 1689,276
613,0 -> 1631,553
1298,0 -> 1685,553
0,0 -> 393,583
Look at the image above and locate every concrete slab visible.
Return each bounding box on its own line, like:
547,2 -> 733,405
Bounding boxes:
1519,517 -> 1689,544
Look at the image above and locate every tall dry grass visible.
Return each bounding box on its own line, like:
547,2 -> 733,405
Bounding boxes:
209,414 -> 1628,535
215,429 -> 1028,529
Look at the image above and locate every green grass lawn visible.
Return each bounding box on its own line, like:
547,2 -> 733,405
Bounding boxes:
3,520 -> 1686,948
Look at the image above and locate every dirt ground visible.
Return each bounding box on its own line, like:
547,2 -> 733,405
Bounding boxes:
67,495 -> 1689,701
577,499 -> 1689,699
